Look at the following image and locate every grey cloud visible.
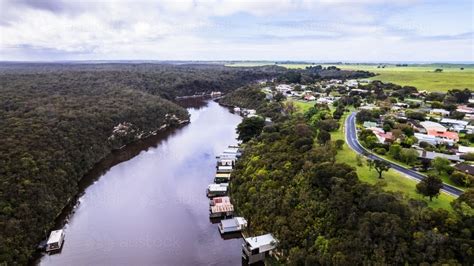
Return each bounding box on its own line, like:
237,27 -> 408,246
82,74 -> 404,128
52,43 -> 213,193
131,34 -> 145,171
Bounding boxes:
15,0 -> 68,13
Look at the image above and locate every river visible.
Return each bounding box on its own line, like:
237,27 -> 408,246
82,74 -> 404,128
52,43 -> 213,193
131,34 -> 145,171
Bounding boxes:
39,99 -> 243,266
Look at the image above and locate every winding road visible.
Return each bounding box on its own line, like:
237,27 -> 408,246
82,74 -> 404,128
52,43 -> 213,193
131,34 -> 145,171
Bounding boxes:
345,112 -> 463,197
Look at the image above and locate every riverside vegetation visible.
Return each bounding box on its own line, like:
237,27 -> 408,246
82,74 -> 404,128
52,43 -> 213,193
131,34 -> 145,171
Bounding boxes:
224,85 -> 474,265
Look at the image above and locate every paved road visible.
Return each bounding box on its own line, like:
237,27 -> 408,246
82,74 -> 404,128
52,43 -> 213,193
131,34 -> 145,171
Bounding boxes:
345,112 -> 463,197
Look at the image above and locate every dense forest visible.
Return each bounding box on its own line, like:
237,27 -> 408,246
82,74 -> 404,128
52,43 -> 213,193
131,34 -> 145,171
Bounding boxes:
227,87 -> 474,265
0,63 -> 284,264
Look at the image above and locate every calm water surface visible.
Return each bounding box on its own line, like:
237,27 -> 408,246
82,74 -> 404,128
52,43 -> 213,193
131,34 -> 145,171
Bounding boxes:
39,100 -> 243,266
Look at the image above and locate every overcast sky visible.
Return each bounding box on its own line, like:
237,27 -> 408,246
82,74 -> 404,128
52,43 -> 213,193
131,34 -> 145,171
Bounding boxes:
0,0 -> 473,62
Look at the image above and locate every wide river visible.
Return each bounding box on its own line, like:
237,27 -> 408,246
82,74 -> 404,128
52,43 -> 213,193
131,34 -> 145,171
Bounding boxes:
39,100 -> 243,266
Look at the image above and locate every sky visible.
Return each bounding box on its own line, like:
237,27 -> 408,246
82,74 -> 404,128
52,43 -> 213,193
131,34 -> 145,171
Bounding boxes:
0,0 -> 473,62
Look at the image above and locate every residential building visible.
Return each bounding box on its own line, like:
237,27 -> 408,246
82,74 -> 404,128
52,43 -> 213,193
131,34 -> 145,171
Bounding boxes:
420,121 -> 447,132
414,132 -> 455,146
426,129 -> 459,142
417,150 -> 463,162
457,105 -> 474,114
430,109 -> 450,117
242,234 -> 278,264
458,146 -> 474,155
454,163 -> 474,175
363,121 -> 378,128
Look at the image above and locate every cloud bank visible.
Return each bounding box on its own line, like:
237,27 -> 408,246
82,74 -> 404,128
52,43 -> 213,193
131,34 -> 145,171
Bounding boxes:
0,0 -> 472,61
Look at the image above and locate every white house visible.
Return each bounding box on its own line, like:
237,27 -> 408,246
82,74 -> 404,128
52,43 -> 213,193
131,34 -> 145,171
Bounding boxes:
242,234 -> 278,264
458,146 -> 474,155
420,121 -> 447,133
430,109 -> 450,117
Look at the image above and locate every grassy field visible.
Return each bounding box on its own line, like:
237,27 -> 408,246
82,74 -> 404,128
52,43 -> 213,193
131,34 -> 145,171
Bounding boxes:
323,64 -> 474,93
291,100 -> 316,113
229,62 -> 474,93
290,100 -> 455,211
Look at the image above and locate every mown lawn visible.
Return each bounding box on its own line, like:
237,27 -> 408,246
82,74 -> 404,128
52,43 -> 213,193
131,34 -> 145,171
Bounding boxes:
331,112 -> 455,211
290,99 -> 315,113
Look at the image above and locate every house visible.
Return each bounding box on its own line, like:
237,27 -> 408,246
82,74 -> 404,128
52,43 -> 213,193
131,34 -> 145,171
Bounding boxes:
458,146 -> 474,155
414,133 -> 438,146
430,109 -> 450,117
466,125 -> 474,134
348,89 -> 369,97
440,118 -> 469,132
420,121 -> 447,133
345,79 -> 358,87
363,121 -> 378,128
454,163 -> 474,175
457,105 -> 474,114
414,132 -> 456,146
242,234 -> 278,264
359,104 -> 379,111
316,97 -> 334,105
46,229 -> 65,252
304,94 -> 316,101
426,129 -> 459,143
394,102 -> 409,108
276,84 -> 292,93
417,150 -> 463,162
370,127 -> 394,144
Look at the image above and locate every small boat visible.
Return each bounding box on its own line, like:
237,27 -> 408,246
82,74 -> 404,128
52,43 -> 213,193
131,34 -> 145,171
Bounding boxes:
45,229 -> 65,252
218,217 -> 247,234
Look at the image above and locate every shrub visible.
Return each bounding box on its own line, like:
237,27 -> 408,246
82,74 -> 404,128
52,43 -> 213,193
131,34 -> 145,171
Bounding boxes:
450,172 -> 470,187
374,148 -> 387,155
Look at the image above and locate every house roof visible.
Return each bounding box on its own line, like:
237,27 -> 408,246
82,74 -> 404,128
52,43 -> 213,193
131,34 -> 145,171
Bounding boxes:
221,218 -> 239,228
211,196 -> 231,205
420,121 -> 446,132
459,146 -> 474,154
47,230 -> 64,244
417,150 -> 462,162
455,164 -> 474,175
208,183 -> 228,192
211,203 -> 234,213
457,105 -> 474,114
430,108 -> 450,114
244,233 -> 278,250
440,118 -> 469,126
426,130 -> 459,141
363,121 -> 377,128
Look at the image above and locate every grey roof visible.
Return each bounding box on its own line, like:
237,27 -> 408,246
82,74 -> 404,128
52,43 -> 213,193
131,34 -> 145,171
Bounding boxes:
221,218 -> 239,228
